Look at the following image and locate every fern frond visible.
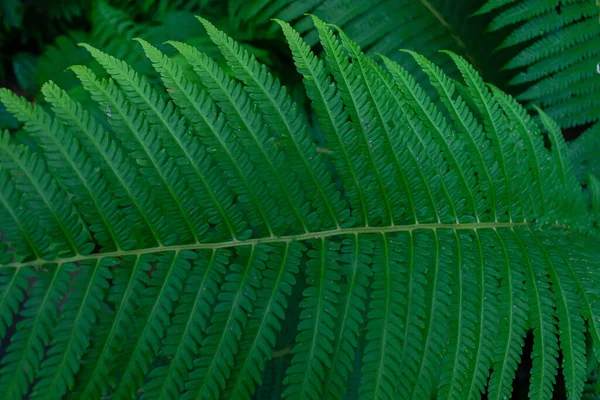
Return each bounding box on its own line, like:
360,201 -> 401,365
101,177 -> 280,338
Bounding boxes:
477,0 -> 600,128
553,236 -> 600,364
113,251 -> 192,398
135,38 -> 249,241
359,233 -> 404,400
146,40 -> 275,237
0,168 -> 53,260
168,39 -> 305,236
537,107 -> 587,225
334,25 -> 426,226
463,231 -> 499,400
444,51 -> 522,221
406,230 -> 453,399
312,17 -> 395,226
84,44 -> 214,243
513,230 -> 559,400
403,50 -> 499,222
437,230 -> 481,400
0,16 -> 598,400
487,85 -> 552,218
368,56 -> 456,224
569,123 -> 600,187
274,18 -> 368,227
320,235 -> 370,400
380,54 -> 481,221
0,267 -> 33,339
531,230 -> 587,399
232,0 -> 479,90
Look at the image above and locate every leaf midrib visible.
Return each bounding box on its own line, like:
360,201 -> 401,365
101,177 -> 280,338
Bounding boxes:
4,221 -> 529,269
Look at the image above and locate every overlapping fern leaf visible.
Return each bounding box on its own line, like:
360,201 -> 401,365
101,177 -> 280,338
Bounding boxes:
0,14 -> 599,400
476,0 -> 600,129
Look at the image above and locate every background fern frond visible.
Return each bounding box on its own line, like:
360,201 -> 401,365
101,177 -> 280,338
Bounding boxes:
477,0 -> 600,130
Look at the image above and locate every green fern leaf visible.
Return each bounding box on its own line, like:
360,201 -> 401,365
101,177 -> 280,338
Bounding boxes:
0,16 -> 598,400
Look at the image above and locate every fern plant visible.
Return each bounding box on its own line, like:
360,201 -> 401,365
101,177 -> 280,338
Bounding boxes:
0,15 -> 599,400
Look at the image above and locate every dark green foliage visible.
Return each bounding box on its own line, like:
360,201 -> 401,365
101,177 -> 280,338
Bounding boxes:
1,1 -> 599,399
1,13 -> 600,399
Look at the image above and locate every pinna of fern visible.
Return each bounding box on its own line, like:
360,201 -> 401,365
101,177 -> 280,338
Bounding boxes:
0,14 -> 599,400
